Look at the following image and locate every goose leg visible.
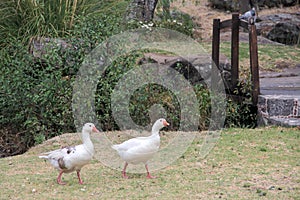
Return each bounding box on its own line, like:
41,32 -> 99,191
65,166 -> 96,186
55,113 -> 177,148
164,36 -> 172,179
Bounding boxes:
122,162 -> 129,179
145,164 -> 156,179
77,170 -> 84,184
57,170 -> 66,185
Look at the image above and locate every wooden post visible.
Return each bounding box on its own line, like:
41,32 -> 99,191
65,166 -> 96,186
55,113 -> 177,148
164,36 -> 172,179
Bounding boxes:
249,23 -> 260,106
212,19 -> 220,92
231,13 -> 239,91
212,19 -> 220,69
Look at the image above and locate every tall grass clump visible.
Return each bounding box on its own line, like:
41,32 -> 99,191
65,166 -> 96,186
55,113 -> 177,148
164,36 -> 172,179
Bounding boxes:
0,0 -> 128,47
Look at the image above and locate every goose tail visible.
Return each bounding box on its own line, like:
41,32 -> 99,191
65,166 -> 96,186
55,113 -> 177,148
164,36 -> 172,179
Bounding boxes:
111,145 -> 119,150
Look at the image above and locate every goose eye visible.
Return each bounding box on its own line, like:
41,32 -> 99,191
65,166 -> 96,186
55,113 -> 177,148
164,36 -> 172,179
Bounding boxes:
89,124 -> 92,127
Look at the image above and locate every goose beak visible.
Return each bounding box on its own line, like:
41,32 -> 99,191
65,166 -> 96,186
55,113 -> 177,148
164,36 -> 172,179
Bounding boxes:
163,120 -> 169,127
92,126 -> 100,133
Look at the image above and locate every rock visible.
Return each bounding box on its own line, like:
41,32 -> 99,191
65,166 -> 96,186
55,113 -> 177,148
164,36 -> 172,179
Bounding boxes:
125,0 -> 157,22
208,0 -> 239,11
28,37 -> 71,59
268,185 -> 276,190
257,0 -> 297,8
140,52 -> 232,89
258,95 -> 300,126
256,13 -> 300,45
169,59 -> 206,85
140,53 -> 208,86
267,22 -> 300,45
218,54 -> 231,87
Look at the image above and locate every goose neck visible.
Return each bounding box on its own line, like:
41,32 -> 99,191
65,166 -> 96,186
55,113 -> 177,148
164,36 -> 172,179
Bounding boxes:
81,131 -> 94,154
151,128 -> 160,136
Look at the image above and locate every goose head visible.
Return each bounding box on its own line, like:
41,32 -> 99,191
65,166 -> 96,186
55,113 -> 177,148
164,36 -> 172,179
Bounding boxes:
82,123 -> 100,133
152,118 -> 169,133
81,123 -> 100,148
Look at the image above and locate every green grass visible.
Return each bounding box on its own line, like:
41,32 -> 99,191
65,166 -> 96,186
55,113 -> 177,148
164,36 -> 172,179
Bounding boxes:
1,127 -> 299,199
201,42 -> 300,73
257,44 -> 300,71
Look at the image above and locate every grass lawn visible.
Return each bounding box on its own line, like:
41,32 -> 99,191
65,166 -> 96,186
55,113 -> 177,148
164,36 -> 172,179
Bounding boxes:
201,42 -> 300,72
1,126 -> 299,199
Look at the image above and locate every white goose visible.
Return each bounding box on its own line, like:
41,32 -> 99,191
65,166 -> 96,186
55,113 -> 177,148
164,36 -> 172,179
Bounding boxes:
39,123 -> 99,185
112,118 -> 169,178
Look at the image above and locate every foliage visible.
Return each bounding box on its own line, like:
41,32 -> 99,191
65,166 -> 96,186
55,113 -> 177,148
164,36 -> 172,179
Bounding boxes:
225,74 -> 257,128
225,99 -> 257,128
0,2 -> 126,156
126,9 -> 195,37
0,0 -> 128,47
95,52 -> 142,130
0,41 -> 75,151
95,52 -> 211,131
155,17 -> 194,37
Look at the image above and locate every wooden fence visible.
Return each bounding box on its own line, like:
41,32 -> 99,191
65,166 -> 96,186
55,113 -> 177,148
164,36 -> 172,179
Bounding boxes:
212,13 -> 260,106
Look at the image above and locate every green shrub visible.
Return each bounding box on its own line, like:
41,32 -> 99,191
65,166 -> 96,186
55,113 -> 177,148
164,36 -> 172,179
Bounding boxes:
0,42 -> 75,147
225,77 -> 257,128
125,9 -> 195,37
0,1 -> 128,156
95,51 -> 211,131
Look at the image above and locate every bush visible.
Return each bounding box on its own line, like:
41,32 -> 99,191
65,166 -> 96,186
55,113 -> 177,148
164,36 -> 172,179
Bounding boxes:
125,9 -> 196,37
95,52 -> 211,131
225,78 -> 257,128
0,42 -> 74,148
0,7 -> 126,156
0,0 -> 131,156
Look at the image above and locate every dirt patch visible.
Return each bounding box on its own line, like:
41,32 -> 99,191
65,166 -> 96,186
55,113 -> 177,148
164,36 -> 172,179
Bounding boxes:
172,0 -> 231,40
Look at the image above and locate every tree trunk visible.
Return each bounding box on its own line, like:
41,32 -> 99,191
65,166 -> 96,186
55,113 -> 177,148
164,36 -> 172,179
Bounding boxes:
240,0 -> 251,14
240,0 -> 257,14
125,0 -> 158,22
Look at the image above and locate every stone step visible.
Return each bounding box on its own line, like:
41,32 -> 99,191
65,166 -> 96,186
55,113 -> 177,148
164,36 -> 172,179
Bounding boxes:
258,95 -> 300,127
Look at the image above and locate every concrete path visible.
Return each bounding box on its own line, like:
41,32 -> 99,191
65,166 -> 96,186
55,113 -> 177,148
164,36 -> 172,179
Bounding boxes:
260,66 -> 300,96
